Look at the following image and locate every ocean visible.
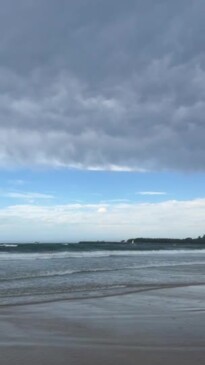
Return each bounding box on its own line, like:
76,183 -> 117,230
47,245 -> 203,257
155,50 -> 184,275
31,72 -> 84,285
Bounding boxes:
1,242 -> 205,306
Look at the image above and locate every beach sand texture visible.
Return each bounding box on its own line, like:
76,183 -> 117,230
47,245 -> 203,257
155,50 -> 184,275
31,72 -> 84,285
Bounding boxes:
1,284 -> 205,365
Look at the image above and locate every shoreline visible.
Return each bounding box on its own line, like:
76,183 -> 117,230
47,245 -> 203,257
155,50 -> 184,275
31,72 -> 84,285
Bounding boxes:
1,284 -> 205,364
1,281 -> 205,308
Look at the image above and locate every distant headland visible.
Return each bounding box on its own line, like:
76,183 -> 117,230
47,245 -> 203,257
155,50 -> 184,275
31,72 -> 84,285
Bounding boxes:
79,235 -> 205,245
126,235 -> 205,244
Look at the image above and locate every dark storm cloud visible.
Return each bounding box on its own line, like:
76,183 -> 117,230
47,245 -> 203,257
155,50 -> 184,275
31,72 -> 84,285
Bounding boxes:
0,0 -> 205,170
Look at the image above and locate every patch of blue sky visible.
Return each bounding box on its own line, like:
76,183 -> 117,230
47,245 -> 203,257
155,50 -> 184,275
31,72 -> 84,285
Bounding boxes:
1,169 -> 205,208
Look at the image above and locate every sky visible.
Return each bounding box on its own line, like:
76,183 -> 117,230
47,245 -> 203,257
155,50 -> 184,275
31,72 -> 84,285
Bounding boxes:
0,0 -> 205,242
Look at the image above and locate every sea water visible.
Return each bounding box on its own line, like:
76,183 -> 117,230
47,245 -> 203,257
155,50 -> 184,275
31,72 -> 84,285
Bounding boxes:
0,242 -> 205,306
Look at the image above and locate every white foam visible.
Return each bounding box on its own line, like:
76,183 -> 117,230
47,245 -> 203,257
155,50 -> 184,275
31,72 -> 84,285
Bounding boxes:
0,248 -> 205,261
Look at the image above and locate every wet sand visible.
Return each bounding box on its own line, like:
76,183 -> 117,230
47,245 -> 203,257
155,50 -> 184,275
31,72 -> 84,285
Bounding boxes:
1,284 -> 205,365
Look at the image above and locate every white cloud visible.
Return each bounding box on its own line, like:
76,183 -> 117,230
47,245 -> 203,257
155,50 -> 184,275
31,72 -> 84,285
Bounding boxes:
138,191 -> 167,196
100,199 -> 130,203
98,207 -> 107,214
4,192 -> 54,199
0,198 -> 204,241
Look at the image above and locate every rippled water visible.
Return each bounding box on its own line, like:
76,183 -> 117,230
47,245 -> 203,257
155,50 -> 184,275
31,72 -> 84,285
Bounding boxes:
1,243 -> 205,305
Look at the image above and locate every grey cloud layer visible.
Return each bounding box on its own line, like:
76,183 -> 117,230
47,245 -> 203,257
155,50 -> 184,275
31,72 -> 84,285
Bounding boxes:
0,0 -> 205,170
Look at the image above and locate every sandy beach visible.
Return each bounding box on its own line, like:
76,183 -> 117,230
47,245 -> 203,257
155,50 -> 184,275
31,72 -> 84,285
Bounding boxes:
1,284 -> 205,365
